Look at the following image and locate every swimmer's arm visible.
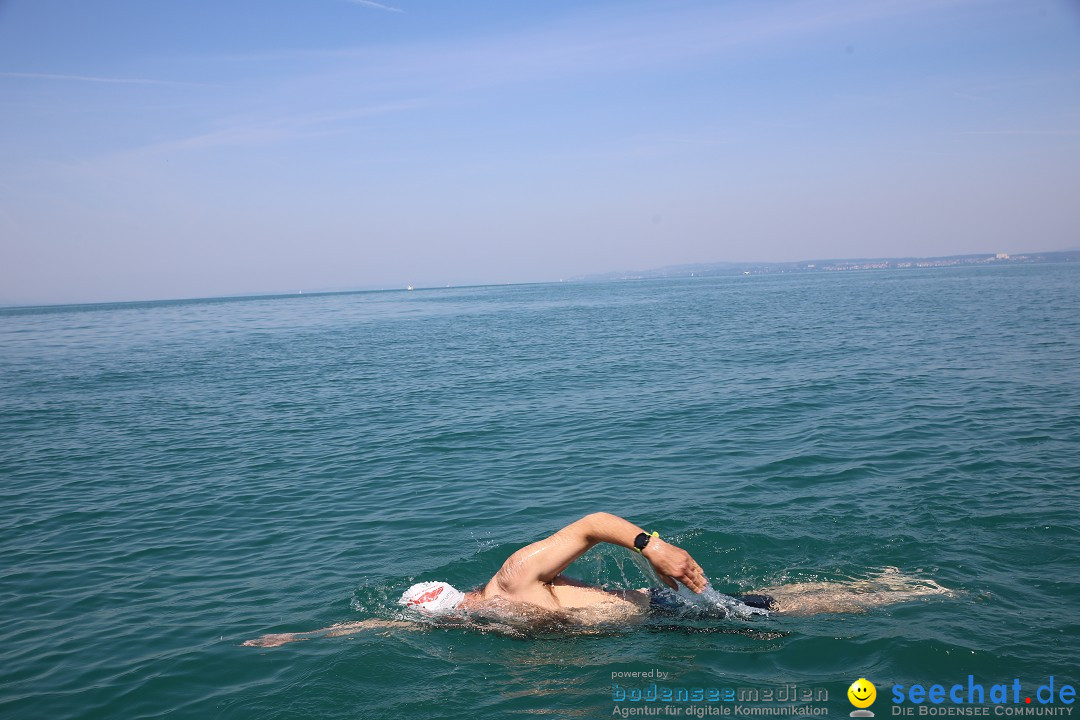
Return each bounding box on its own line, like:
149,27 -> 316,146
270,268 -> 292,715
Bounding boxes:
495,512 -> 708,593
242,620 -> 416,647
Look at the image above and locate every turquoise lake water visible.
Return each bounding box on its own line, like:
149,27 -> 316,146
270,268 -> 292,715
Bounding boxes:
1,264 -> 1078,719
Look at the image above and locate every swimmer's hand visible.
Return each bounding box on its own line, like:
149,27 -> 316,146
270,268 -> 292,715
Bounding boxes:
642,539 -> 708,593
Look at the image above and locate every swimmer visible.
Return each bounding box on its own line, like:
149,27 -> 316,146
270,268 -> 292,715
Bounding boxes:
243,512 -> 952,647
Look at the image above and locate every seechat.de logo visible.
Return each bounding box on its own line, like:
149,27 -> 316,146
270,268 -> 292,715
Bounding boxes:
848,678 -> 877,717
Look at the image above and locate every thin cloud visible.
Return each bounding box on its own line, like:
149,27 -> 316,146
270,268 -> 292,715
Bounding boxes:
123,99 -> 426,155
345,0 -> 403,12
193,0 -> 978,93
0,71 -> 206,86
303,0 -> 982,99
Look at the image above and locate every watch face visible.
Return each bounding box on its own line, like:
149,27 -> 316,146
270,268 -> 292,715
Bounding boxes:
634,533 -> 650,551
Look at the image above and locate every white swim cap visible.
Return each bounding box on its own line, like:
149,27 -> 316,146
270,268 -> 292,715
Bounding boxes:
398,581 -> 465,613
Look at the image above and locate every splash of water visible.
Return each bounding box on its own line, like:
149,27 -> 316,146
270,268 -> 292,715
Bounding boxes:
621,548 -> 771,619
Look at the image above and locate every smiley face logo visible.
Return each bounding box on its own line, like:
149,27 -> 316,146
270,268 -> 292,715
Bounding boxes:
848,678 -> 876,709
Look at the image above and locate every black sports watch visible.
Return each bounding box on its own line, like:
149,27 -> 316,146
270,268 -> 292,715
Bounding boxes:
633,531 -> 659,553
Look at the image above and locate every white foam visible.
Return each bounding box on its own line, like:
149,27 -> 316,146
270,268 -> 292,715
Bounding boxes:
675,584 -> 771,618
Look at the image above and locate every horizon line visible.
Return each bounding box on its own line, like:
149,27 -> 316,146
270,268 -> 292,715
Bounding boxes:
3,249 -> 1077,311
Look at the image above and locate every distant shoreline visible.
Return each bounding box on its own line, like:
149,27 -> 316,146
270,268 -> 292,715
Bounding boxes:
576,250 -> 1080,282
3,250 -> 1077,310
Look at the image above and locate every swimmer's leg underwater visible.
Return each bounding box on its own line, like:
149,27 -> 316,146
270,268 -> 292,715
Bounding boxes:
747,567 -> 954,616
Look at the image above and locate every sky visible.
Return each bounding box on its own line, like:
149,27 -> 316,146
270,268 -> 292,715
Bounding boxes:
1,0 -> 1078,305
